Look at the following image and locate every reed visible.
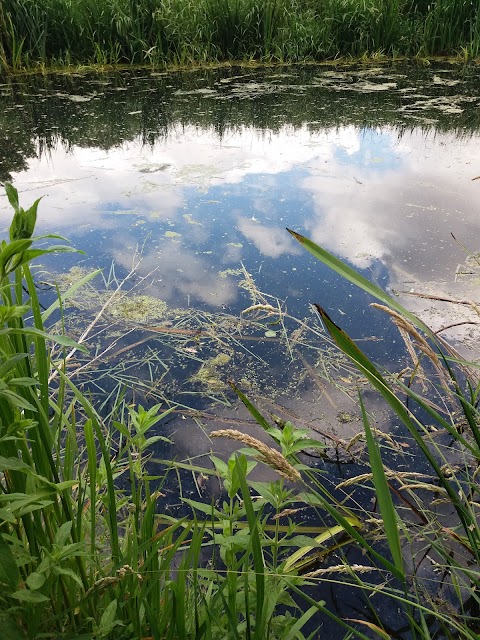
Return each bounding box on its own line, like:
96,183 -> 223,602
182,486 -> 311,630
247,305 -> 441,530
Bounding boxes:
1,0 -> 480,73
285,228 -> 480,638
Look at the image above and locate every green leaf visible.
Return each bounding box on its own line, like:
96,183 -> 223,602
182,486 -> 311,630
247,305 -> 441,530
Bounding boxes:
210,455 -> 229,477
142,435 -> 173,448
0,533 -> 20,589
0,389 -> 36,411
98,599 -> 118,636
0,456 -> 34,474
284,606 -> 318,640
182,498 -> 224,518
284,522 -> 359,572
49,334 -> 89,352
42,269 -> 102,322
54,480 -> 77,491
5,183 -> 20,213
54,521 -> 72,548
9,377 -> 39,387
0,509 -> 16,524
0,354 -> 29,379
229,381 -> 273,433
51,566 -> 84,588
237,456 -> 265,640
11,589 -> 49,603
1,326 -> 87,352
26,572 -> 46,590
287,229 -> 434,338
277,535 -> 323,548
0,304 -> 30,323
360,393 -> 404,577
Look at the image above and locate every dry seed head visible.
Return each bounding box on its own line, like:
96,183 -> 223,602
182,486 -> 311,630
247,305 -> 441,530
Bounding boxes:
370,304 -> 439,363
273,507 -> 306,520
337,469 -> 428,489
241,303 -> 278,315
398,483 -> 449,495
210,429 -> 301,482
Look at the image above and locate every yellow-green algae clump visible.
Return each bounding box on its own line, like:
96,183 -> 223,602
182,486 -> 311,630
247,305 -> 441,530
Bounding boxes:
191,353 -> 231,388
110,295 -> 168,323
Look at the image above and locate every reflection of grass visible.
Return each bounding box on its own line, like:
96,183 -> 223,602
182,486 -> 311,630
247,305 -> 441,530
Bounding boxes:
2,0 -> 480,73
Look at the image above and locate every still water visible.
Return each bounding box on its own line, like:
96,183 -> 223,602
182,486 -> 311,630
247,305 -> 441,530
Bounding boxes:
2,63 -> 480,441
2,61 -> 480,636
2,64 -> 480,412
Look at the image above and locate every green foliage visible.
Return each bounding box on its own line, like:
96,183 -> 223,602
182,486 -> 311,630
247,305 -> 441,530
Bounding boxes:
289,229 -> 480,639
3,181 -> 480,638
1,0 -> 480,72
0,183 -> 362,639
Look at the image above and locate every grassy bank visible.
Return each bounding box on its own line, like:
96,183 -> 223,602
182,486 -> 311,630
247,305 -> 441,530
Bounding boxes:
1,184 -> 480,638
1,0 -> 480,73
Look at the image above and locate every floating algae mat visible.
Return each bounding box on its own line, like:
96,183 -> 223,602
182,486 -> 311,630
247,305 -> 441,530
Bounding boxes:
51,263 -> 363,427
109,294 -> 168,322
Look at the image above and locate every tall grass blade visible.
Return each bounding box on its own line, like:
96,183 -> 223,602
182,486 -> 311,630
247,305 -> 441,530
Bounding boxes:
358,392 -> 404,577
287,229 -> 434,338
237,455 -> 265,640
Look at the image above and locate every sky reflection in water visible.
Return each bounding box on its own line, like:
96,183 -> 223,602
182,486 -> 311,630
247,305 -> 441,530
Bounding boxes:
2,66 -> 479,634
2,64 -> 480,431
7,121 -> 480,317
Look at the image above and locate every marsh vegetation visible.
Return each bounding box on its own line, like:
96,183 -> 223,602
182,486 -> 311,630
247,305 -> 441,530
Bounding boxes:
1,0 -> 480,73
1,183 -> 480,639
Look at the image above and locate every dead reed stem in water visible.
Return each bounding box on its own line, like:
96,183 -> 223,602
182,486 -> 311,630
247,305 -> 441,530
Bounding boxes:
210,429 -> 301,482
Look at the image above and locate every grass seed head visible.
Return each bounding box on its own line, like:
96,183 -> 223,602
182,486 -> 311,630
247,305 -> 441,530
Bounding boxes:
210,428 -> 301,482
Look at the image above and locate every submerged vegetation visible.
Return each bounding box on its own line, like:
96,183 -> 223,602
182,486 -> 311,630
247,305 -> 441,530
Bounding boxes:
1,182 -> 480,639
1,0 -> 480,73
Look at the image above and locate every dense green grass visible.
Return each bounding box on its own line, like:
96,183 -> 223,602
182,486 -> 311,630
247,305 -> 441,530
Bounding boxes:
1,0 -> 480,73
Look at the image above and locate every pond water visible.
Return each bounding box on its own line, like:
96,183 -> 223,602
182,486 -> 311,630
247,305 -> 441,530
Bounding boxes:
1,62 -> 480,635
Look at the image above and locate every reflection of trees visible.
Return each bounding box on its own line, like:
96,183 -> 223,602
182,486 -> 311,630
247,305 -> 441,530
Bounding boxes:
1,65 -> 479,182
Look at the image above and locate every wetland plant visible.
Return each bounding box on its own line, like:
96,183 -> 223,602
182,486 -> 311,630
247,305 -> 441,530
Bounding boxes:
1,0 -> 480,73
1,182 -> 480,639
283,228 -> 480,638
0,186 -> 373,638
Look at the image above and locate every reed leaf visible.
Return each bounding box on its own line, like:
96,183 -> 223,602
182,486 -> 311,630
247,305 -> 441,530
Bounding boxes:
359,392 -> 404,577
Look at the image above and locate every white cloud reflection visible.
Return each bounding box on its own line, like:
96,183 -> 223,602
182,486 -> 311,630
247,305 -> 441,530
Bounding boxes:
236,216 -> 299,258
5,123 -> 480,316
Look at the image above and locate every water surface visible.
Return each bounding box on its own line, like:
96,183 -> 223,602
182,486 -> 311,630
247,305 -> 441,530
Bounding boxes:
2,60 -> 480,637
2,63 -> 480,427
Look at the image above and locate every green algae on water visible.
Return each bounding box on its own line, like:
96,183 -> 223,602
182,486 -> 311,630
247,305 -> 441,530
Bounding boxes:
110,295 -> 168,323
191,352 -> 232,388
218,268 -> 243,279
183,213 -> 202,225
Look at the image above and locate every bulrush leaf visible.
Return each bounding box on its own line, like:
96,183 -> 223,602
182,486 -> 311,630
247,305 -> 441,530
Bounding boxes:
287,229 -> 434,338
0,533 -> 20,589
359,393 -> 404,577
